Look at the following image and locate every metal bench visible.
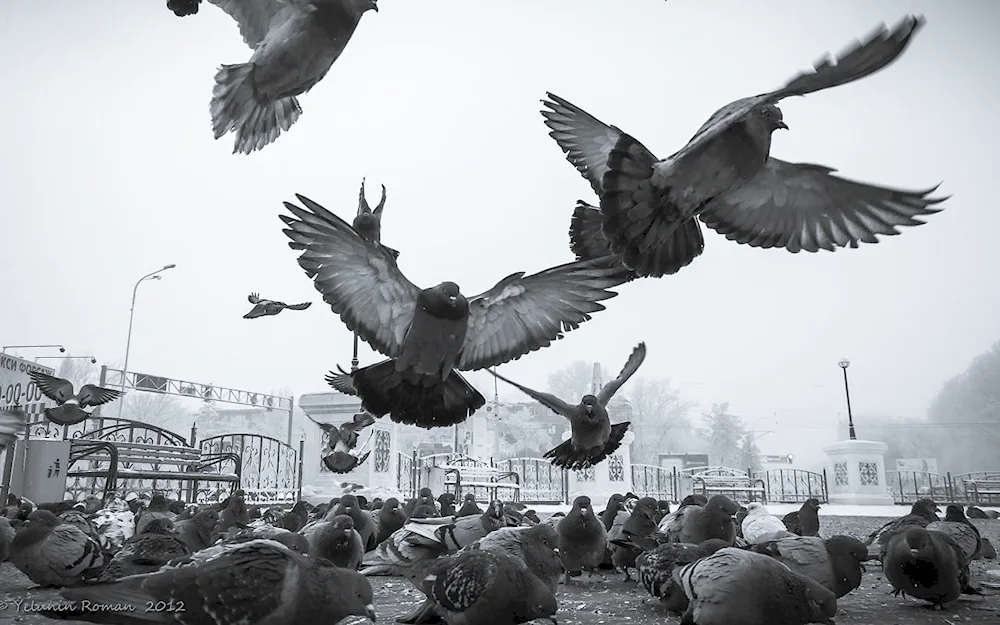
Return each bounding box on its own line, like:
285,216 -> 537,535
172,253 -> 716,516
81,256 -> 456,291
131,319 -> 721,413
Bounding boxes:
445,465 -> 521,502
964,480 -> 1000,505
692,475 -> 767,503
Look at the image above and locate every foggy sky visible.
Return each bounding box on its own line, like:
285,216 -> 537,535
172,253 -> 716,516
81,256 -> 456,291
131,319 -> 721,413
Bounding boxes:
2,1 -> 997,460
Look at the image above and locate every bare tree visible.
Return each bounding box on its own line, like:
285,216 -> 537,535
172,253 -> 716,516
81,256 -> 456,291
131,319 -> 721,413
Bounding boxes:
702,402 -> 747,468
622,377 -> 694,466
56,357 -> 99,389
494,404 -> 551,460
546,361 -> 607,400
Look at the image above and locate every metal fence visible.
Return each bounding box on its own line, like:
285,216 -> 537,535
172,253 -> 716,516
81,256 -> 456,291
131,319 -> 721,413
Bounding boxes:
887,469 -> 1000,505
199,433 -> 301,504
754,469 -> 828,504
631,463 -> 675,501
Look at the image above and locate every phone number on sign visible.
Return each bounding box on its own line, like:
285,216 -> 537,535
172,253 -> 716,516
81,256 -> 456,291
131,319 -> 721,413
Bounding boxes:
1,381 -> 45,406
0,599 -> 136,613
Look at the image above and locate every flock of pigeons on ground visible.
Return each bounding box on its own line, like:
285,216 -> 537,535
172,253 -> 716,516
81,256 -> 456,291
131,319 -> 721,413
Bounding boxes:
0,488 -> 996,624
220,10 -> 946,476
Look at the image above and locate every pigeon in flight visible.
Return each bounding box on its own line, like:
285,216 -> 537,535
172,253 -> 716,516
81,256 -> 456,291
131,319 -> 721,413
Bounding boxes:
204,0 -> 379,154
166,0 -> 201,16
354,177 -> 400,258
542,15 -> 942,278
243,292 -> 312,319
315,411 -> 376,473
281,194 -> 631,429
491,343 -> 645,470
27,371 -> 123,426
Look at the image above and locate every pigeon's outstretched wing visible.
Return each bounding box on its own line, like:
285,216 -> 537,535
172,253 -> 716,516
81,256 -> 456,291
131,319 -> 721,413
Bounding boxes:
248,292 -> 261,304
541,93 -> 658,196
285,301 -> 312,311
457,257 -> 631,371
76,385 -> 123,408
489,370 -> 576,418
281,194 -> 421,358
208,0 -> 298,48
27,372 -> 75,404
698,159 -> 945,252
325,366 -> 358,395
597,342 -> 647,405
670,15 -> 926,166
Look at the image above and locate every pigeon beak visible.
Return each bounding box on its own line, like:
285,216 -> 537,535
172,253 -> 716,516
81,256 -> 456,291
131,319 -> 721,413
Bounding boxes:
910,549 -> 920,557
365,603 -> 377,620
776,121 -> 789,130
448,296 -> 457,304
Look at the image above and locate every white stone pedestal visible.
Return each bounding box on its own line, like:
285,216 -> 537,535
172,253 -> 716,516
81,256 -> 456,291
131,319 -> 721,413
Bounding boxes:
823,439 -> 895,505
564,431 -> 635,509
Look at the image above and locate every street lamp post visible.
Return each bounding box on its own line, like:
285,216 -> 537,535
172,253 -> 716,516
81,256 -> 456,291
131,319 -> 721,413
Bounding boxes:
35,356 -> 97,364
838,359 -> 856,440
119,264 -> 176,416
2,344 -> 65,354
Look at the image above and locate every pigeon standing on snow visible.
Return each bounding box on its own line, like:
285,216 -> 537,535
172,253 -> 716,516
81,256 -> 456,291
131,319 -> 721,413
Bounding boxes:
541,16 -> 939,278
205,0 -> 380,154
217,490 -> 250,534
676,547 -> 838,625
42,539 -> 377,624
927,504 -> 983,561
884,526 -> 980,609
782,498 -> 822,536
9,510 -> 106,587
749,535 -> 871,598
399,549 -> 558,625
27,371 -> 123,426
556,495 -> 607,583
491,343 -> 645,470
741,502 -> 795,545
281,194 -> 631,428
243,292 -> 312,319
966,506 -> 989,519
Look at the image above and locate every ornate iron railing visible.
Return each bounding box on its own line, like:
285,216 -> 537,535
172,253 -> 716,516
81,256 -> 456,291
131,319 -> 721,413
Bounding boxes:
631,464 -> 676,501
498,458 -> 567,504
199,433 -> 299,504
397,451 -> 414,499
754,469 -> 827,503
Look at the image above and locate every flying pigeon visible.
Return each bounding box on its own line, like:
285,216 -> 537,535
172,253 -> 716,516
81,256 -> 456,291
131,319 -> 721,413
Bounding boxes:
675,547 -> 838,625
491,343 -> 644,470
354,177 -> 400,258
166,0 -> 201,16
27,370 -> 123,427
541,15 -> 941,278
281,194 -> 631,429
243,292 -> 312,319
41,539 -> 377,624
204,0 -> 379,154
316,412 -> 375,473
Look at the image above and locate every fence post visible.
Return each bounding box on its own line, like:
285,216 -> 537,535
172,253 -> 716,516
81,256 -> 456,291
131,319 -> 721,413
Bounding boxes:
190,423 -> 198,447
297,439 -> 305,501
946,472 -> 953,502
822,468 -> 828,502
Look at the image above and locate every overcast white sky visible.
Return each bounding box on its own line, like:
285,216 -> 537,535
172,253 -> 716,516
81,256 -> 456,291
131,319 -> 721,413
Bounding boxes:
2,0 -> 997,458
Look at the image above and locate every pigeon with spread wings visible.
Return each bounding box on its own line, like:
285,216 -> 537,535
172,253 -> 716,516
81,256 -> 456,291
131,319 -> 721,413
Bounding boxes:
243,293 -> 312,319
490,343 -> 645,470
281,194 -> 631,429
27,371 -> 123,427
542,15 -> 942,279
316,412 -> 376,473
203,0 -> 379,154
354,177 -> 400,259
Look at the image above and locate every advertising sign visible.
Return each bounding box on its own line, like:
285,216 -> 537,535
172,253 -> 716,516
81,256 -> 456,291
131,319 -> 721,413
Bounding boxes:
0,353 -> 55,418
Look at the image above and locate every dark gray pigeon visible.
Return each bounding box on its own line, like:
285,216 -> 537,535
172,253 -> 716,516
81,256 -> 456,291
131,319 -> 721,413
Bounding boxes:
490,343 -> 644,470
749,534 -> 871,599
554,495 -> 607,584
675,547 -> 838,625
243,293 -> 312,319
353,177 -> 400,258
208,0 -> 380,154
884,526 -> 981,609
541,15 -> 940,278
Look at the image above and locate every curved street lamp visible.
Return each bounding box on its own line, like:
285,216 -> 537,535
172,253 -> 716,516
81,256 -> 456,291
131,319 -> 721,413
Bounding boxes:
119,264 -> 176,416
838,358 -> 856,440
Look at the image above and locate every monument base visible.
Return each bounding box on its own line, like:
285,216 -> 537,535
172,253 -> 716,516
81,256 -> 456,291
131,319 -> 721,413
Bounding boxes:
823,439 -> 896,506
564,431 -> 635,509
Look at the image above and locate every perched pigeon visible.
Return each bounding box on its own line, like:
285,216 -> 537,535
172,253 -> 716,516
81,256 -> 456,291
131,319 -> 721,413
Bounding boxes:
660,494 -> 739,545
216,489 -> 250,534
27,371 -> 123,426
981,537 -> 997,559
266,500 -> 309,533
866,498 -> 939,556
166,0 -> 201,17
333,494 -> 378,551
926,504 -> 983,561
601,494 -> 626,531
174,508 -> 219,552
206,0 -> 379,154
302,513 -> 364,568
611,496 -> 660,578
243,292 -> 312,319
750,534 -> 871,598
634,538 -> 730,615
219,521 -> 310,554
675,547 -> 838,625
99,518 -> 190,582
404,489 -> 439,518
57,508 -> 101,544
966,505 -> 989,519
438,492 -> 457,517
375,497 -> 408,544
91,498 -> 135,552
541,16 -> 939,278
136,494 -> 176,535
491,343 -> 644,470
884,526 -> 980,609
556,495 -> 607,583
465,523 -> 563,593
456,494 -> 482,518
9,509 -> 106,587
42,539 -> 377,624
399,549 -> 558,625
280,194 -> 631,429
782,498 -> 822,536
742,502 -> 795,545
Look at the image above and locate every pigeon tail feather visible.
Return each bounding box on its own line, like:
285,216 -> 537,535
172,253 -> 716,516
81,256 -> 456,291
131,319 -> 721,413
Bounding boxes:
543,422 -> 630,470
210,63 -> 302,155
352,360 -> 486,429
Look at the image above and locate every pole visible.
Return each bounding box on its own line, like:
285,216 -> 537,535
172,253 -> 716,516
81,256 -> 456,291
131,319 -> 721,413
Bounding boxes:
118,265 -> 175,417
286,396 -> 294,447
351,334 -> 360,372
842,367 -> 857,440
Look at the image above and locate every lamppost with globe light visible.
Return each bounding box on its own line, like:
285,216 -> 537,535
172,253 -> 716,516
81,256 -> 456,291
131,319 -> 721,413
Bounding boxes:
119,264 -> 176,416
838,358 -> 857,440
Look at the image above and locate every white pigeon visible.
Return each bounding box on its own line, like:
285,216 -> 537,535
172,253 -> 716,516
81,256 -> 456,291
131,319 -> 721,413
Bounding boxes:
741,503 -> 795,545
207,0 -> 380,154
91,497 -> 135,552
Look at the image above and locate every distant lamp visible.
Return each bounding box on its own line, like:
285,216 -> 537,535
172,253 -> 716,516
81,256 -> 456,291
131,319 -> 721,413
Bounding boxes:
837,358 -> 856,440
